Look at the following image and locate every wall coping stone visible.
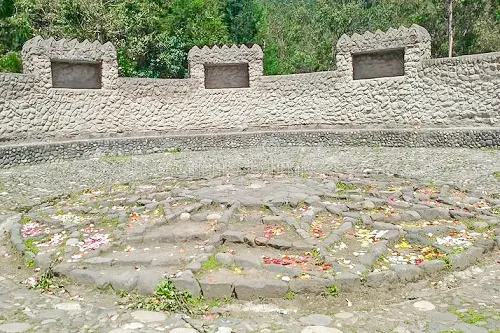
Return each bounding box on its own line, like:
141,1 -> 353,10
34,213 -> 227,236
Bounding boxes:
336,24 -> 431,54
422,51 -> 500,66
0,127 -> 498,168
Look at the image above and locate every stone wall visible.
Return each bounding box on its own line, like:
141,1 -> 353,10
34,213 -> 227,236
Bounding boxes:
1,128 -> 498,168
0,24 -> 499,143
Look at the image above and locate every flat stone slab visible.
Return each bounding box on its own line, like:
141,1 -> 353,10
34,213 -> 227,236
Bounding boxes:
54,302 -> 82,311
334,312 -> 354,319
299,314 -> 333,326
301,327 -> 344,333
233,280 -> 288,300
121,322 -> 144,329
130,310 -> 167,322
413,300 -> 436,311
0,323 -> 31,333
169,329 -> 200,333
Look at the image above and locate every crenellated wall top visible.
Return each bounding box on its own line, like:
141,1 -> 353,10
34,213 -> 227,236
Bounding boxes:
187,44 -> 263,64
336,24 -> 431,54
187,44 -> 264,82
22,36 -> 116,63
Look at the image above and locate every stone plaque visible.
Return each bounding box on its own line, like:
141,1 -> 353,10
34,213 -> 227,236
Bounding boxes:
352,49 -> 405,80
204,63 -> 250,89
51,61 -> 102,89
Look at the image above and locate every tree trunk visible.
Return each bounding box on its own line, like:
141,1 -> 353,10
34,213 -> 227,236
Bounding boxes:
448,0 -> 454,57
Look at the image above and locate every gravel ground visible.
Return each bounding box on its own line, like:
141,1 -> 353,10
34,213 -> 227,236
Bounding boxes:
0,147 -> 499,212
0,146 -> 499,333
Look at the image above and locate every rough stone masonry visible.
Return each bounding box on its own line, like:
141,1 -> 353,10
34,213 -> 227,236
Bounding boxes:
0,24 -> 498,144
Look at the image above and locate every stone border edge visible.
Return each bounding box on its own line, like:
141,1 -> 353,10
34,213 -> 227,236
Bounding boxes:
0,127 -> 499,168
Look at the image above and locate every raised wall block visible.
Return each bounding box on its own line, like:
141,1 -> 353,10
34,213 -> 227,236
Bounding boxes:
0,25 -> 498,145
187,44 -> 263,88
336,24 -> 431,78
21,36 -> 117,89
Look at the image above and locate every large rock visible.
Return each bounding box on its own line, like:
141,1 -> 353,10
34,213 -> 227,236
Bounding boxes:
136,270 -> 163,295
233,280 -> 288,300
289,278 -> 332,295
215,252 -> 235,266
234,255 -> 262,269
418,260 -> 446,274
416,207 -> 449,219
473,238 -> 496,252
334,272 -> 361,292
365,271 -> 398,288
172,271 -> 202,297
449,246 -> 484,271
70,269 -> 110,289
372,222 -> 399,230
413,300 -> 436,311
110,271 -> 139,291
199,278 -> 234,299
267,238 -> 292,250
264,263 -> 300,276
221,231 -> 246,243
391,265 -> 423,283
54,303 -> 81,311
206,213 -> 222,221
191,212 -> 208,222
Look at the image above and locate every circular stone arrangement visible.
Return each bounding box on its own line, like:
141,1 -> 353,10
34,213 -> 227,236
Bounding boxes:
8,172 -> 500,300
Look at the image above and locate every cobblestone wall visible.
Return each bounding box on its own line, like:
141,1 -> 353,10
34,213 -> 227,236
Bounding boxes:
0,25 -> 498,143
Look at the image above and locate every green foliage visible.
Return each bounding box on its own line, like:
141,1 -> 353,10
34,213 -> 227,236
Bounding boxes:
30,266 -> 57,291
450,308 -> 487,324
164,147 -> 182,153
0,0 -> 499,77
284,290 -> 295,300
20,215 -> 32,224
336,181 -> 359,192
322,284 -> 338,297
122,278 -> 208,315
24,237 -> 39,254
200,255 -> 221,272
224,0 -> 263,43
24,257 -> 35,268
0,51 -> 22,72
439,255 -> 452,270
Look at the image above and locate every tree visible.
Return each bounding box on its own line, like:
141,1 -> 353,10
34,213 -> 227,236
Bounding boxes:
0,0 -> 498,75
224,0 -> 263,43
447,0 -> 453,57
